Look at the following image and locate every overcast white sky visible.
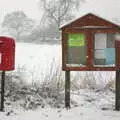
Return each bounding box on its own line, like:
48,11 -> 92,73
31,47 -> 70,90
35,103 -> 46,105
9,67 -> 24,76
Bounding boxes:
0,0 -> 120,23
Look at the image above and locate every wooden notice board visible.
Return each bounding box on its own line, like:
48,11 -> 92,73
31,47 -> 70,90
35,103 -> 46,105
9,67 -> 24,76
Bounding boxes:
61,13 -> 120,71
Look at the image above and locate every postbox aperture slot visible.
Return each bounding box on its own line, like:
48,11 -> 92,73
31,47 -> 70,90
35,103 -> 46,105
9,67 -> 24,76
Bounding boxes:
0,53 -> 2,64
0,41 -> 4,44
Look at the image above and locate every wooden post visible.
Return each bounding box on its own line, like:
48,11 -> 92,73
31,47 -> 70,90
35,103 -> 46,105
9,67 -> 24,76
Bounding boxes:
65,71 -> 70,109
115,70 -> 120,110
0,71 -> 5,111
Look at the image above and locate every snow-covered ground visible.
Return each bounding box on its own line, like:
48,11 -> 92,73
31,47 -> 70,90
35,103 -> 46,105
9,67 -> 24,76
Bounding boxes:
0,89 -> 120,120
0,42 -> 119,120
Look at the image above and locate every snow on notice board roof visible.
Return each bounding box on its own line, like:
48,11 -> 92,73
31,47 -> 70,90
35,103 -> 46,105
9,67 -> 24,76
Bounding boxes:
60,13 -> 120,29
74,26 -> 112,29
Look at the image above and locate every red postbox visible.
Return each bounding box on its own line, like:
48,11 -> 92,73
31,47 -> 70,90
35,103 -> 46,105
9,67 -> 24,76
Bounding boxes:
0,36 -> 15,71
0,36 -> 15,111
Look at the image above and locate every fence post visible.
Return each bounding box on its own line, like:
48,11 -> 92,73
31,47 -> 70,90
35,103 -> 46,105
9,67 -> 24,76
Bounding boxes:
65,71 -> 70,109
0,71 -> 5,111
115,70 -> 120,110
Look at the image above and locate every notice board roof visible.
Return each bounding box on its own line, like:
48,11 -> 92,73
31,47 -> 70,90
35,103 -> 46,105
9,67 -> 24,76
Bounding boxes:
60,13 -> 120,30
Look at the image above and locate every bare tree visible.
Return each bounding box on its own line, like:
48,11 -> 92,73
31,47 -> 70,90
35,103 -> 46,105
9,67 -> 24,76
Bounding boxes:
2,11 -> 35,41
40,0 -> 85,28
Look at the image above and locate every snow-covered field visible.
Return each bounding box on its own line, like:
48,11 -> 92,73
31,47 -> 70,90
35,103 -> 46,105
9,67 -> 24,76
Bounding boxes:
15,43 -> 62,83
1,42 -> 119,120
15,43 -> 61,70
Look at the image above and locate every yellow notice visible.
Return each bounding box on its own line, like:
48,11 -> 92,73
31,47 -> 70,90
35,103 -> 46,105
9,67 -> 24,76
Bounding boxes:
68,34 -> 85,47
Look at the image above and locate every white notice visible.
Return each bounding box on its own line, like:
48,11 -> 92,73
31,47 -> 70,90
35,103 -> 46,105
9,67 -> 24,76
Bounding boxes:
95,33 -> 107,49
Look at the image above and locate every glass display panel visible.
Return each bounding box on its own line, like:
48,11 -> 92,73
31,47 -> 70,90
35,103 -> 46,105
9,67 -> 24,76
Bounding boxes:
107,33 -> 115,48
94,33 -> 115,66
67,34 -> 86,66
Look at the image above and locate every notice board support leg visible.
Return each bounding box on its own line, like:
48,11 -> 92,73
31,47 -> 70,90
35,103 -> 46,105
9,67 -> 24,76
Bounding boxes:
0,71 -> 5,112
115,70 -> 120,110
65,71 -> 70,109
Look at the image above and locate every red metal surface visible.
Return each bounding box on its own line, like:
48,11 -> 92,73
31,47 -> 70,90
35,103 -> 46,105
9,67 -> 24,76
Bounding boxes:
0,36 -> 15,71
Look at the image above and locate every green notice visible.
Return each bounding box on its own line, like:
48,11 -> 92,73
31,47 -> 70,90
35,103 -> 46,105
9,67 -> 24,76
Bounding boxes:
68,34 -> 85,47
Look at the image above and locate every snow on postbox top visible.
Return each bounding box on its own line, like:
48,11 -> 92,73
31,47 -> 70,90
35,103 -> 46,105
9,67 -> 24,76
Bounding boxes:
0,36 -> 15,71
60,13 -> 120,71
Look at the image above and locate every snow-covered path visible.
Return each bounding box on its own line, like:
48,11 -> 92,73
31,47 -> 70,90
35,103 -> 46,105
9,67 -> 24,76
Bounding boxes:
1,106 -> 120,120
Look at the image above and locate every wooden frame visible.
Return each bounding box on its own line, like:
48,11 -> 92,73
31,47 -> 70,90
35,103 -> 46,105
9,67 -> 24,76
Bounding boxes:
61,13 -> 120,71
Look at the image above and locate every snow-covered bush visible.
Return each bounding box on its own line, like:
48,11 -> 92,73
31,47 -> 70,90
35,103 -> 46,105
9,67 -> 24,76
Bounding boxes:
1,63 -> 115,111
2,64 -> 65,110
30,63 -> 65,108
71,71 -> 115,91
